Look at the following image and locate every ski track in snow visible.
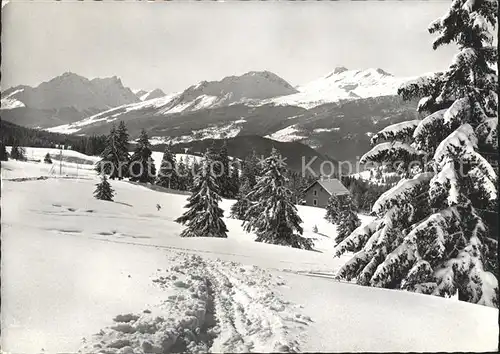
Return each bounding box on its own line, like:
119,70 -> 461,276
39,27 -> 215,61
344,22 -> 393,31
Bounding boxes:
80,253 -> 309,354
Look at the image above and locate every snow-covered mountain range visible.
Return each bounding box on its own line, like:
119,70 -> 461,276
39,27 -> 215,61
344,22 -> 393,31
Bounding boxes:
263,67 -> 407,109
0,72 -> 165,128
133,88 -> 167,102
2,68 -> 419,163
2,72 -> 141,111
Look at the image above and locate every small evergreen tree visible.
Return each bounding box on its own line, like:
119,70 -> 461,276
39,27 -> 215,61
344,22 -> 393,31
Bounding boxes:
10,141 -> 26,161
186,156 -> 199,191
217,141 -> 233,198
230,179 -> 252,220
129,129 -> 156,183
176,157 -> 190,191
335,195 -> 361,244
156,144 -> 178,189
325,193 -> 342,224
96,124 -> 128,179
240,150 -> 261,188
229,160 -> 241,198
94,174 -> 115,201
175,149 -> 228,238
243,148 -> 312,250
44,153 -> 52,164
116,121 -> 131,179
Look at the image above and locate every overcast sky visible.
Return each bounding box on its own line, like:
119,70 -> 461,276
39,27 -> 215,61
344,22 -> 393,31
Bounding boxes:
2,1 -> 458,93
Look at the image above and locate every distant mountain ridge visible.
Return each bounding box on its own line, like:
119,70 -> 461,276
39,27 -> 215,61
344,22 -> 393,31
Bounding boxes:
262,67 -> 410,109
0,72 -> 167,128
2,72 -> 140,111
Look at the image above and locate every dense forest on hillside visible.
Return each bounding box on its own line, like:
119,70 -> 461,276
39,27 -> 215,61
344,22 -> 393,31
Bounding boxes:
0,120 -> 107,156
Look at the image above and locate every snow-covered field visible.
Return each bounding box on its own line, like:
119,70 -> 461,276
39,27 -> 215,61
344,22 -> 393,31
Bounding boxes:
1,154 -> 498,353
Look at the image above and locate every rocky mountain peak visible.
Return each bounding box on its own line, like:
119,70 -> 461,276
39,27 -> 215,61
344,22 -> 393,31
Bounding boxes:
333,66 -> 349,74
3,72 -> 139,112
375,68 -> 393,76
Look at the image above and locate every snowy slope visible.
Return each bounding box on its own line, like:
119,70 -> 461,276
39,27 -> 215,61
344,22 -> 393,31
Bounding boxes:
140,88 -> 166,101
0,88 -> 26,109
265,67 -> 412,109
2,158 -> 498,353
46,92 -> 183,134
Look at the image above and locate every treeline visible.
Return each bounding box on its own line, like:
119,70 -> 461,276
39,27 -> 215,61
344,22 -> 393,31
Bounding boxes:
95,121 -> 316,202
0,120 -> 107,156
341,175 -> 397,213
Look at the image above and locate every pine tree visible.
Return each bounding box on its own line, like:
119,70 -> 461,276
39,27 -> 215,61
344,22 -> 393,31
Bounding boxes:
186,156 -> 198,191
325,193 -> 342,224
217,141 -> 236,198
243,148 -> 312,250
94,174 -> 115,201
335,195 -> 361,244
230,179 -> 252,220
176,157 -> 190,191
116,121 -> 131,179
96,124 -> 127,179
335,0 -> 498,307
175,149 -> 228,238
240,150 -> 261,189
230,151 -> 264,220
44,152 -> 52,164
129,129 -> 156,183
229,161 -> 241,198
156,144 -> 178,189
10,140 -> 26,161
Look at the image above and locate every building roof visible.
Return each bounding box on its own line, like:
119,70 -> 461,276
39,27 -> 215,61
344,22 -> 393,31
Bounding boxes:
304,179 -> 350,196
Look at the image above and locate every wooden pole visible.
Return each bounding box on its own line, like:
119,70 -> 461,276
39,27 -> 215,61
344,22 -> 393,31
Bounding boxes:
59,148 -> 62,176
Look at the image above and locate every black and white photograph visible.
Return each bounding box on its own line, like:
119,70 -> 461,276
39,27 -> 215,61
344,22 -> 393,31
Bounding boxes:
1,0 -> 498,352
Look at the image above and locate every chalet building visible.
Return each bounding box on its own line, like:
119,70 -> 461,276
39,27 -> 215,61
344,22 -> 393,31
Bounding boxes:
302,179 -> 350,208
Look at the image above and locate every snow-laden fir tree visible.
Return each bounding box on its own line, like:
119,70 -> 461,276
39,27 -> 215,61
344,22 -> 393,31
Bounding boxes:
186,156 -> 199,191
44,153 -> 52,164
176,157 -> 190,191
229,161 -> 241,198
240,150 -> 262,188
230,179 -> 252,220
218,141 -> 235,198
335,0 -> 498,307
129,129 -> 156,183
10,141 -> 26,161
243,148 -> 312,250
96,124 -> 129,179
94,174 -> 115,201
156,143 -> 178,189
175,148 -> 228,238
116,121 -> 131,179
335,195 -> 361,245
325,193 -> 342,224
230,151 -> 262,218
